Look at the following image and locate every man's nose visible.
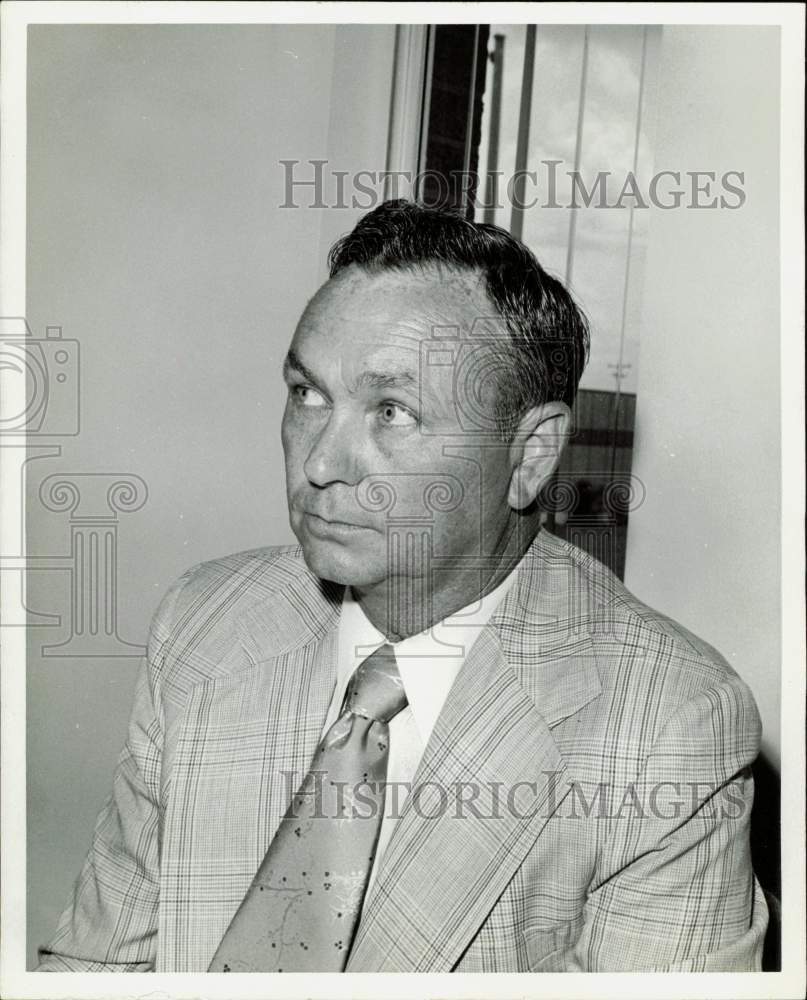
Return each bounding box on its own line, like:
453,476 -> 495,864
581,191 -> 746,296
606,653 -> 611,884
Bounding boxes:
303,411 -> 363,487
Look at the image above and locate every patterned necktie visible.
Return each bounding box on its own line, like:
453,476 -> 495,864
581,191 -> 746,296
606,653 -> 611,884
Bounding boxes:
208,643 -> 407,972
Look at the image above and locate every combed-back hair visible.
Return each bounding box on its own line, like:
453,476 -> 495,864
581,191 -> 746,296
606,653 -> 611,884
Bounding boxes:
327,199 -> 590,440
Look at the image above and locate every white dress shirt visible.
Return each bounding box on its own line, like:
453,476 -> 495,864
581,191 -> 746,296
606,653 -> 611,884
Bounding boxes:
320,560 -> 523,898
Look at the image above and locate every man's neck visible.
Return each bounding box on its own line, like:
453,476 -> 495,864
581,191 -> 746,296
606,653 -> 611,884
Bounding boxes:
353,523 -> 539,641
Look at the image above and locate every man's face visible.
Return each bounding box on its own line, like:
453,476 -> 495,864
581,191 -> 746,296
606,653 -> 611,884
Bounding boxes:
281,265 -> 517,591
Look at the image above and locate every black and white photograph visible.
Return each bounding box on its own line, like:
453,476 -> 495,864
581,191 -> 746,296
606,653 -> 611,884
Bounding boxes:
1,2 -> 804,998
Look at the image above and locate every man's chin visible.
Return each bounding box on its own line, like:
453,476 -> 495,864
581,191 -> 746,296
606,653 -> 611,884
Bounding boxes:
297,536 -> 386,589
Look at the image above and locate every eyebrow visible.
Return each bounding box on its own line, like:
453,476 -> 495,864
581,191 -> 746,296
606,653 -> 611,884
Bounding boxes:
355,369 -> 417,391
282,349 -> 418,393
282,349 -> 318,385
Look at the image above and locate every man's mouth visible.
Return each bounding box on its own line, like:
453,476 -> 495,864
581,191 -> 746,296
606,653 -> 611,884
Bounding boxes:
301,510 -> 375,536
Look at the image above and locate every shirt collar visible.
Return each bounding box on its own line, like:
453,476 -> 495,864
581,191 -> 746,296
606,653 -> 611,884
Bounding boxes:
336,558 -> 523,744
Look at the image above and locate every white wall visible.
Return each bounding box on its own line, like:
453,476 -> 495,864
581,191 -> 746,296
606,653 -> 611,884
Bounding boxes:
25,23 -> 395,966
625,26 -> 781,768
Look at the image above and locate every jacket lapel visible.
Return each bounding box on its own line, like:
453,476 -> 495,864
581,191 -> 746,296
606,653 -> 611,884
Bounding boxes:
346,533 -> 603,972
160,556 -> 344,970
222,565 -> 344,843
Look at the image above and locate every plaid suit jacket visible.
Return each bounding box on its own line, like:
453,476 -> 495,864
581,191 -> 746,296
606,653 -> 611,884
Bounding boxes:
38,530 -> 767,972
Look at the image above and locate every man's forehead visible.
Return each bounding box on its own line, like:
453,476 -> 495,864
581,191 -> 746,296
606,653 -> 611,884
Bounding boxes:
299,264 -> 503,339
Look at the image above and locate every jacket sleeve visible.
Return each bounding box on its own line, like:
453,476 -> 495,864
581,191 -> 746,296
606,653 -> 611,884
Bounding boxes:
568,673 -> 768,972
36,569 -> 193,972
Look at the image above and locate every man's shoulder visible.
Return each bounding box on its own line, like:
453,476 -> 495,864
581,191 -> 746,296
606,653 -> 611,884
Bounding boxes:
520,533 -> 762,770
158,543 -> 313,618
146,545 -> 336,696
177,542 -> 308,587
524,531 -> 758,720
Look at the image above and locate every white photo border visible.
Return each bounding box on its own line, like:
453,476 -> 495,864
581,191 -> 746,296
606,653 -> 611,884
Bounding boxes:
1,3 -> 804,999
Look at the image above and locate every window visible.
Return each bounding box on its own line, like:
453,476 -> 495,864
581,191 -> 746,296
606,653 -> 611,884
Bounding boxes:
418,24 -> 659,578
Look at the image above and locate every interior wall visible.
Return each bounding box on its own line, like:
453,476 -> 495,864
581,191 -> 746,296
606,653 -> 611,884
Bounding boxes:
25,23 -> 395,967
625,26 -> 781,772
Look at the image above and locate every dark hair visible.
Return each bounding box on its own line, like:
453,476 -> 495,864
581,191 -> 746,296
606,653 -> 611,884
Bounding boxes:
327,199 -> 590,439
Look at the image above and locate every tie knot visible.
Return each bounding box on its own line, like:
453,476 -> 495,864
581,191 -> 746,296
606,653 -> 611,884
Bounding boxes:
345,644 -> 407,724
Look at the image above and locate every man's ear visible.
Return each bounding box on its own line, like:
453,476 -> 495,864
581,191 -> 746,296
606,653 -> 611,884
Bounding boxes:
507,402 -> 572,510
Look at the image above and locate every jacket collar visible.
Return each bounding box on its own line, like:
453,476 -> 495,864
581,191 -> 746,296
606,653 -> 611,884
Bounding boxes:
487,529 -> 603,727
234,531 -> 602,729
233,549 -> 343,662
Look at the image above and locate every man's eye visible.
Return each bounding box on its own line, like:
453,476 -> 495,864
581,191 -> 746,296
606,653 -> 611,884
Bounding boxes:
292,384 -> 326,407
378,402 -> 417,427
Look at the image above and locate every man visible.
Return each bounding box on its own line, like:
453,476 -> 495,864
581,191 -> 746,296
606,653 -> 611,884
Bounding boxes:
38,200 -> 767,973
